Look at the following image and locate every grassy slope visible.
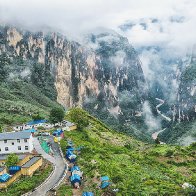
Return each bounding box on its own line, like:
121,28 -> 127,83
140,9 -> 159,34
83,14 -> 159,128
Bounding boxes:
60,110 -> 196,195
0,81 -> 61,128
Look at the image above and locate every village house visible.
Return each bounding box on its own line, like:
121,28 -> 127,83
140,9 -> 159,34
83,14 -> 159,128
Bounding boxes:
13,119 -> 77,132
62,120 -> 77,131
0,167 -> 6,176
0,132 -> 34,154
13,120 -> 48,131
0,154 -> 31,166
21,156 -> 43,176
0,156 -> 42,189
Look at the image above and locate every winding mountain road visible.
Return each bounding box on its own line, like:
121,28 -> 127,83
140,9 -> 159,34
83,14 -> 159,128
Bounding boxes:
152,98 -> 172,141
27,137 -> 67,196
155,98 -> 171,122
152,128 -> 166,140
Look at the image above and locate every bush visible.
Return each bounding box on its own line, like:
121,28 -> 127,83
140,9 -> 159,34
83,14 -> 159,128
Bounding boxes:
60,139 -> 67,153
5,154 -> 19,168
165,150 -> 174,157
49,107 -> 65,123
67,108 -> 89,130
32,113 -> 44,121
0,125 -> 3,133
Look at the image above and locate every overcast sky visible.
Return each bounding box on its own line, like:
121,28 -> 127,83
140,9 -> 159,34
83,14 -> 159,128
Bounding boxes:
0,0 -> 196,55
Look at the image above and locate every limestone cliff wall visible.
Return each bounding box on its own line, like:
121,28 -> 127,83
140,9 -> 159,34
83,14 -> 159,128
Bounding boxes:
0,26 -> 146,116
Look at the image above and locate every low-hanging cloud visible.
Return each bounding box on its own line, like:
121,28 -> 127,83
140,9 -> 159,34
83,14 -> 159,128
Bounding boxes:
142,101 -> 161,132
0,0 -> 195,53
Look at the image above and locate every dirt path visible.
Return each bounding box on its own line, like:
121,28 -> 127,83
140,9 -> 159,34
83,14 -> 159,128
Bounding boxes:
155,98 -> 171,122
151,98 -> 172,141
152,128 -> 166,140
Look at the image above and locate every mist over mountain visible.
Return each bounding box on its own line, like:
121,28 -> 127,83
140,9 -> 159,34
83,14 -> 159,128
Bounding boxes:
0,0 -> 195,145
118,15 -> 196,145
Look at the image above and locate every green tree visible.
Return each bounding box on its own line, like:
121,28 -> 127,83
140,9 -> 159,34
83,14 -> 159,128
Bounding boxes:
31,63 -> 45,87
32,112 -> 43,121
0,53 -> 11,82
49,107 -> 65,123
5,154 -> 19,168
67,108 -> 89,130
0,125 -> 3,133
155,137 -> 160,144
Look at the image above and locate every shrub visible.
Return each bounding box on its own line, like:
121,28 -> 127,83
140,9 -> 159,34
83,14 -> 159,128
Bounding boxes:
5,154 -> 19,168
67,108 -> 89,130
165,150 -> 174,157
49,107 -> 65,123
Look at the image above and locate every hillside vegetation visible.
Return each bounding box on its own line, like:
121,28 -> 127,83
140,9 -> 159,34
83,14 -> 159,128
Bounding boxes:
160,121 -> 196,144
0,51 -> 61,129
0,81 -> 61,128
59,109 -> 196,195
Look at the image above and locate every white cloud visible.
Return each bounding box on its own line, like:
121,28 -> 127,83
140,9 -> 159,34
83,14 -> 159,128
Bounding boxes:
142,101 -> 161,132
118,0 -> 196,56
0,0 -> 195,53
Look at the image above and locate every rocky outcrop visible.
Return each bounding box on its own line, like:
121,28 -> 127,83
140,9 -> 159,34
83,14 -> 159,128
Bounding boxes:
0,26 -> 146,118
0,25 -> 149,140
177,54 -> 196,122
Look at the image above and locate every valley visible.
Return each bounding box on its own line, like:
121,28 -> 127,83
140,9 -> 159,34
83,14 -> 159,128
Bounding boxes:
0,19 -> 195,195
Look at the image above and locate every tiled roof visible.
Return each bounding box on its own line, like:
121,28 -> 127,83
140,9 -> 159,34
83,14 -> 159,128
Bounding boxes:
0,154 -> 26,160
22,156 -> 41,168
22,129 -> 37,133
27,120 -> 47,125
0,132 -> 31,140
0,167 -> 5,172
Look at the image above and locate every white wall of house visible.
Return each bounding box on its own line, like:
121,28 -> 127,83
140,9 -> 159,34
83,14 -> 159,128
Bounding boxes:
13,121 -> 76,131
13,123 -> 45,131
62,127 -> 70,131
0,134 -> 34,154
13,123 -> 55,131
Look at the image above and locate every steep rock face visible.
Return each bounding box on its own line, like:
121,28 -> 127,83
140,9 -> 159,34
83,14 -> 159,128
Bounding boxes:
177,54 -> 196,121
84,32 -> 146,111
0,26 -> 147,138
159,53 -> 196,145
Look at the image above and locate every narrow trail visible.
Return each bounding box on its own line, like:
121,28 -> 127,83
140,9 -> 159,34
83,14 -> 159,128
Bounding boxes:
155,98 -> 171,122
152,128 -> 166,140
152,98 -> 172,141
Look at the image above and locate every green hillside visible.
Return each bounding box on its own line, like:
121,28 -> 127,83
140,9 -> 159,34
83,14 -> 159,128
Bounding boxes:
59,108 -> 196,196
160,121 -> 196,145
0,81 -> 61,128
0,52 -> 61,129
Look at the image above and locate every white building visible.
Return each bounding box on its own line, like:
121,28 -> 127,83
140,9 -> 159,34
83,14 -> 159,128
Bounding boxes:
0,132 -> 34,154
13,120 -> 48,131
13,120 -> 76,131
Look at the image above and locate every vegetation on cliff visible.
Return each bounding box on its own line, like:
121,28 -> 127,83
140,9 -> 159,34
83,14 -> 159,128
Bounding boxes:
0,52 -> 62,129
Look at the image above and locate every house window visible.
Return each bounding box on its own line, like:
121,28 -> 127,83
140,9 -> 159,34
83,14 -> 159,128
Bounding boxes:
17,139 -> 20,143
12,142 -> 14,145
5,147 -> 9,151
0,148 -> 1,152
25,146 -> 29,150
24,139 -> 28,142
4,140 -> 7,143
18,146 -> 21,150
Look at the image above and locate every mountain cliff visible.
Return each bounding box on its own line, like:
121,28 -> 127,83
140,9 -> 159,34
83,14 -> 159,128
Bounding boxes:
160,51 -> 196,145
0,26 -> 148,140
0,25 -> 195,144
